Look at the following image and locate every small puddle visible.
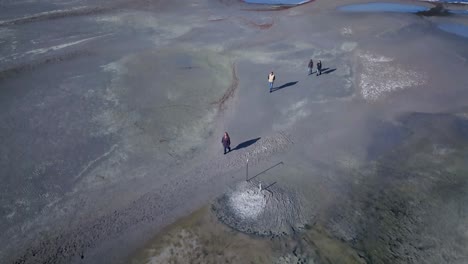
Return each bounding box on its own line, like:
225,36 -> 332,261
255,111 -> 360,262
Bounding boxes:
339,3 -> 429,13
438,23 -> 468,38
243,0 -> 310,4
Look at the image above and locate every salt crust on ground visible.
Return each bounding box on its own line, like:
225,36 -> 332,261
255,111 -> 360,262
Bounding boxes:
359,52 -> 426,101
229,188 -> 267,220
213,181 -> 305,237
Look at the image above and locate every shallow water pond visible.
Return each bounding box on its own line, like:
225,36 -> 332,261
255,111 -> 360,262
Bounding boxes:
438,23 -> 468,38
339,3 -> 428,13
244,0 -> 310,5
450,10 -> 468,15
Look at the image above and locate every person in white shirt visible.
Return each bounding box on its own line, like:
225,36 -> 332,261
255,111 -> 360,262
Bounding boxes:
268,71 -> 276,93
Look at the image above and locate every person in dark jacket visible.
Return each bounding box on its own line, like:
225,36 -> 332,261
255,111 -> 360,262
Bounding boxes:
308,59 -> 314,75
317,60 -> 322,76
221,132 -> 231,154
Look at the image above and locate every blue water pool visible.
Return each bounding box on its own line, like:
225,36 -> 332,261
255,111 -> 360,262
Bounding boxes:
244,0 -> 310,4
427,0 -> 468,3
438,23 -> 468,38
449,9 -> 468,15
339,3 -> 429,13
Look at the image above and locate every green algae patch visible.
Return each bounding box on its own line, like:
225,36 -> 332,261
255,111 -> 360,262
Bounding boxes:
302,224 -> 366,264
128,206 -> 365,264
128,206 -> 276,264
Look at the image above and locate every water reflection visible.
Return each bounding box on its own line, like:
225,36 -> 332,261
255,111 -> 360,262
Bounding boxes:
438,23 -> 468,38
424,0 -> 468,3
449,9 -> 468,15
339,3 -> 429,13
244,0 -> 310,4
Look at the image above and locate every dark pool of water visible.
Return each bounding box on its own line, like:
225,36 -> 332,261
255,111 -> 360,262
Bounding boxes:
339,3 -> 429,13
243,0 -> 310,4
438,23 -> 468,38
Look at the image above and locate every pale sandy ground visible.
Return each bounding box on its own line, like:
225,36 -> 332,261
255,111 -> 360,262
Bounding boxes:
1,0 -> 468,263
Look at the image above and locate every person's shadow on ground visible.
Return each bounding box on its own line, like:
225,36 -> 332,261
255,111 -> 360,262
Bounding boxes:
271,81 -> 298,93
233,137 -> 261,151
316,68 -> 337,75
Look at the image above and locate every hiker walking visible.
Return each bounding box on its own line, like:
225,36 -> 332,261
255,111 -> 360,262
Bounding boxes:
308,59 -> 314,75
317,60 -> 322,76
221,132 -> 231,154
268,71 -> 276,93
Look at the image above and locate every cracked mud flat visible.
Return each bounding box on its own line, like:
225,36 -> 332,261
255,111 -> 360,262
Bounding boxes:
1,0 -> 468,263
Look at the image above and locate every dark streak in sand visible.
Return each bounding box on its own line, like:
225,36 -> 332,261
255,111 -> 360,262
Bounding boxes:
0,7 -> 117,27
0,51 -> 93,82
212,63 -> 239,111
208,17 -> 227,22
240,16 -> 275,29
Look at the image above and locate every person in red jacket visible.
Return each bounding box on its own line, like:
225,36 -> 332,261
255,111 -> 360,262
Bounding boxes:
221,132 -> 231,154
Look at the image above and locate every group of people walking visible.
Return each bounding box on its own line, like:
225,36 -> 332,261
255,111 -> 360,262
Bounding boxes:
308,59 -> 322,76
267,59 -> 323,93
221,59 -> 325,154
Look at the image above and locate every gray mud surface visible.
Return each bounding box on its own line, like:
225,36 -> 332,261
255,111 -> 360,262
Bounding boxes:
213,180 -> 306,237
1,0 -> 468,263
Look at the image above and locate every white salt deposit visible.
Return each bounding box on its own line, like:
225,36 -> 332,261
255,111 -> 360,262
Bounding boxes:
228,189 -> 266,220
341,41 -> 357,51
214,180 -> 304,236
0,7 -> 89,26
361,53 -> 393,63
359,52 -> 425,101
0,34 -> 109,63
341,27 -> 353,36
23,35 -> 110,56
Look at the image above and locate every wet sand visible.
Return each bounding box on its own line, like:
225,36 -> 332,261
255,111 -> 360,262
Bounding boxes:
1,0 -> 468,263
